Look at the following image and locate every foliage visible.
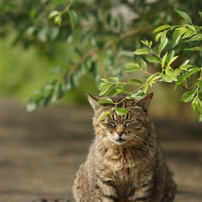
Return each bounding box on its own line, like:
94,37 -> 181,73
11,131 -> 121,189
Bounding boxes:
98,9 -> 202,121
0,0 -> 202,120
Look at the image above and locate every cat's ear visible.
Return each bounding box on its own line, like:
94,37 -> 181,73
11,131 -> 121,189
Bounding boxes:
136,92 -> 153,111
86,93 -> 101,113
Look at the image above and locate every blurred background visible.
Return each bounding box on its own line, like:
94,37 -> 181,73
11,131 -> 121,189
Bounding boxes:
0,0 -> 202,202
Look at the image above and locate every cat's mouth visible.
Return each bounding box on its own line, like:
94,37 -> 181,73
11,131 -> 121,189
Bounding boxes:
116,138 -> 126,143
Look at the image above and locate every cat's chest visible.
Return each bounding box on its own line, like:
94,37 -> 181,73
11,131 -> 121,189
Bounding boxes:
97,147 -> 149,172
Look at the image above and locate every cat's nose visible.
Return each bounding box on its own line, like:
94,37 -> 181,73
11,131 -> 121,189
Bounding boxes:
116,131 -> 124,137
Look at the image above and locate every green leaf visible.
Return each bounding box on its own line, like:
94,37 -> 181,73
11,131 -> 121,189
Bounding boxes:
99,82 -> 106,90
183,47 -> 202,52
131,90 -> 145,99
166,51 -> 175,65
68,9 -> 77,30
99,99 -> 114,105
143,84 -> 148,93
199,80 -> 202,90
133,48 -> 150,55
161,52 -> 168,70
167,55 -> 179,66
110,77 -> 119,83
185,34 -> 202,42
129,78 -> 143,84
181,90 -> 195,103
174,9 -> 192,24
153,24 -> 171,33
141,40 -> 149,46
185,24 -> 196,32
161,74 -> 173,83
115,108 -> 128,116
52,0 -> 69,7
158,37 -> 168,55
100,78 -> 109,83
199,114 -> 202,122
179,60 -> 190,69
97,111 -> 109,122
145,55 -> 161,64
155,32 -> 162,42
199,11 -> 202,18
165,69 -> 178,81
175,67 -> 200,90
99,83 -> 112,96
49,10 -> 60,18
140,58 -> 147,70
197,99 -> 202,114
147,73 -> 161,87
54,15 -> 62,25
172,30 -> 181,48
106,85 -> 125,96
125,63 -> 139,72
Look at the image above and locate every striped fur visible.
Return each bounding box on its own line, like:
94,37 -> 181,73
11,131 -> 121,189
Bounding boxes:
73,93 -> 176,202
32,199 -> 72,202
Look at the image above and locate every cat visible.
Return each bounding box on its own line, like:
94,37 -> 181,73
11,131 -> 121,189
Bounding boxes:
72,92 -> 176,202
32,199 -> 72,202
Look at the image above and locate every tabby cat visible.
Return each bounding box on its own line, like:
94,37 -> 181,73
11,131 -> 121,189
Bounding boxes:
72,93 -> 176,202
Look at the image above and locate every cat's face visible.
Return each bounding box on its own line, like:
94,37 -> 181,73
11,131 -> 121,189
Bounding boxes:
87,93 -> 153,146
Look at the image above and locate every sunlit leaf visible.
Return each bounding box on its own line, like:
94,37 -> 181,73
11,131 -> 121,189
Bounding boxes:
175,67 -> 200,90
125,63 -> 139,72
106,85 -> 125,96
49,10 -> 60,18
153,24 -> 171,33
183,47 -> 202,52
140,58 -> 147,70
167,55 -> 179,66
143,84 -> 148,93
133,48 -> 150,55
172,30 -> 181,48
161,74 -> 173,83
165,69 -> 178,81
110,77 -> 119,83
181,90 -> 195,103
145,55 -> 161,64
97,111 -> 109,122
129,78 -> 143,84
99,99 -> 114,104
179,60 -> 190,69
174,9 -> 192,24
99,83 -> 112,96
158,37 -> 168,55
197,99 -> 202,113
166,51 -> 175,64
131,90 -> 145,99
115,108 -> 128,116
161,52 -> 168,70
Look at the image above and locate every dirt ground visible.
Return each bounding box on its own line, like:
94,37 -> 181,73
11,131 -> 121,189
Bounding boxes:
0,98 -> 202,202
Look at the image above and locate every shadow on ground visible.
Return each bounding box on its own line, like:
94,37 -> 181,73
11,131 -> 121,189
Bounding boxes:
0,99 -> 202,202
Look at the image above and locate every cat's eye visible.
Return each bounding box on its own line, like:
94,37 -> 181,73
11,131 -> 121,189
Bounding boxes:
104,121 -> 116,128
124,121 -> 135,128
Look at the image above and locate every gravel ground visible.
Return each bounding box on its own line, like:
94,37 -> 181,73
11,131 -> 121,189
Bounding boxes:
0,99 -> 202,202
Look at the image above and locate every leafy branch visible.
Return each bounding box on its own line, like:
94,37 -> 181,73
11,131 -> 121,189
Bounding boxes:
98,9 -> 202,121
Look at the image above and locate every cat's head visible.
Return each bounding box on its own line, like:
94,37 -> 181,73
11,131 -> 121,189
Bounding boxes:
87,93 -> 154,146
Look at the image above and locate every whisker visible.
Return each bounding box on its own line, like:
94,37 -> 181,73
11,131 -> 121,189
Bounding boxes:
133,134 -> 151,150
